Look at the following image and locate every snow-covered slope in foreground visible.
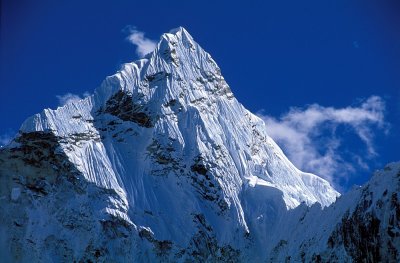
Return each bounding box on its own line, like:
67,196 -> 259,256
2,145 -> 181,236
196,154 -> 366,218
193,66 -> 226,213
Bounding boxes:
0,27 -> 398,262
268,162 -> 400,262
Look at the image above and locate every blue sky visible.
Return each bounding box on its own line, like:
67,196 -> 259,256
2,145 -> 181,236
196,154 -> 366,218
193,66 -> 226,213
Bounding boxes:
1,0 -> 399,191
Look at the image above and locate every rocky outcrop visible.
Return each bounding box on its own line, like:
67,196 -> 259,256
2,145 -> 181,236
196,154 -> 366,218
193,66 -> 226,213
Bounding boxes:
103,90 -> 154,128
326,165 -> 400,262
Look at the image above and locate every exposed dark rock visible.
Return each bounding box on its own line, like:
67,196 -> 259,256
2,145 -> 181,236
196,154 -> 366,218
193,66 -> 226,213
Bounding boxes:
145,71 -> 171,83
183,213 -> 240,263
146,139 -> 183,176
104,91 -> 154,128
327,186 -> 400,262
100,216 -> 132,239
191,160 -> 208,176
138,228 -> 173,256
190,156 -> 228,212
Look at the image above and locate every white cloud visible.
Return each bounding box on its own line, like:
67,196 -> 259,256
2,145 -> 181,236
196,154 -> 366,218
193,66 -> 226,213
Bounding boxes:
258,96 -> 387,186
56,92 -> 90,106
126,27 -> 157,57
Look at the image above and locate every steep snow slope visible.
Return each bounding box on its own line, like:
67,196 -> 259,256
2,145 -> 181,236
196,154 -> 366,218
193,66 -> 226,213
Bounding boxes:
1,27 -> 397,262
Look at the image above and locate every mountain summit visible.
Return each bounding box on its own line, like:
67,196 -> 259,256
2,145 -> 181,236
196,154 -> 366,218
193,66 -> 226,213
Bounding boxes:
1,27 -> 398,262
20,26 -> 339,208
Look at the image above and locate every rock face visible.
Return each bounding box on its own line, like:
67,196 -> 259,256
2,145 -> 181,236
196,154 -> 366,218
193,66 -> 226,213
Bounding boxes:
0,27 -> 398,262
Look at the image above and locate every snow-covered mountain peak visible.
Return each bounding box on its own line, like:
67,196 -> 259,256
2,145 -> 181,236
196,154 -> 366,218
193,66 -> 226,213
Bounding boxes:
164,26 -> 195,45
168,26 -> 191,36
2,27 -> 398,262
18,27 -> 339,209
4,26 -> 337,259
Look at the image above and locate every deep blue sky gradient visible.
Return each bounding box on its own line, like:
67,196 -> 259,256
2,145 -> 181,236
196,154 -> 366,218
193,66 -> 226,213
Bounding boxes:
1,0 -> 399,190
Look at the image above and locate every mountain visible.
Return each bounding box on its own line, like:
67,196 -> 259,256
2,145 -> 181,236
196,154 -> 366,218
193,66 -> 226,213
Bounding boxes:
0,27 -> 398,262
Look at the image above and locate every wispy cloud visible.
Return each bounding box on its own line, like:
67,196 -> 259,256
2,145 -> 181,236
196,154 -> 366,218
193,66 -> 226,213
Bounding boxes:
56,92 -> 90,106
126,27 -> 157,57
258,96 -> 387,185
0,130 -> 15,147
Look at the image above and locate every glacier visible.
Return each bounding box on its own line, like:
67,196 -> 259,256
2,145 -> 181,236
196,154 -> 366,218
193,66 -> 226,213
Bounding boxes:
0,27 -> 399,262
